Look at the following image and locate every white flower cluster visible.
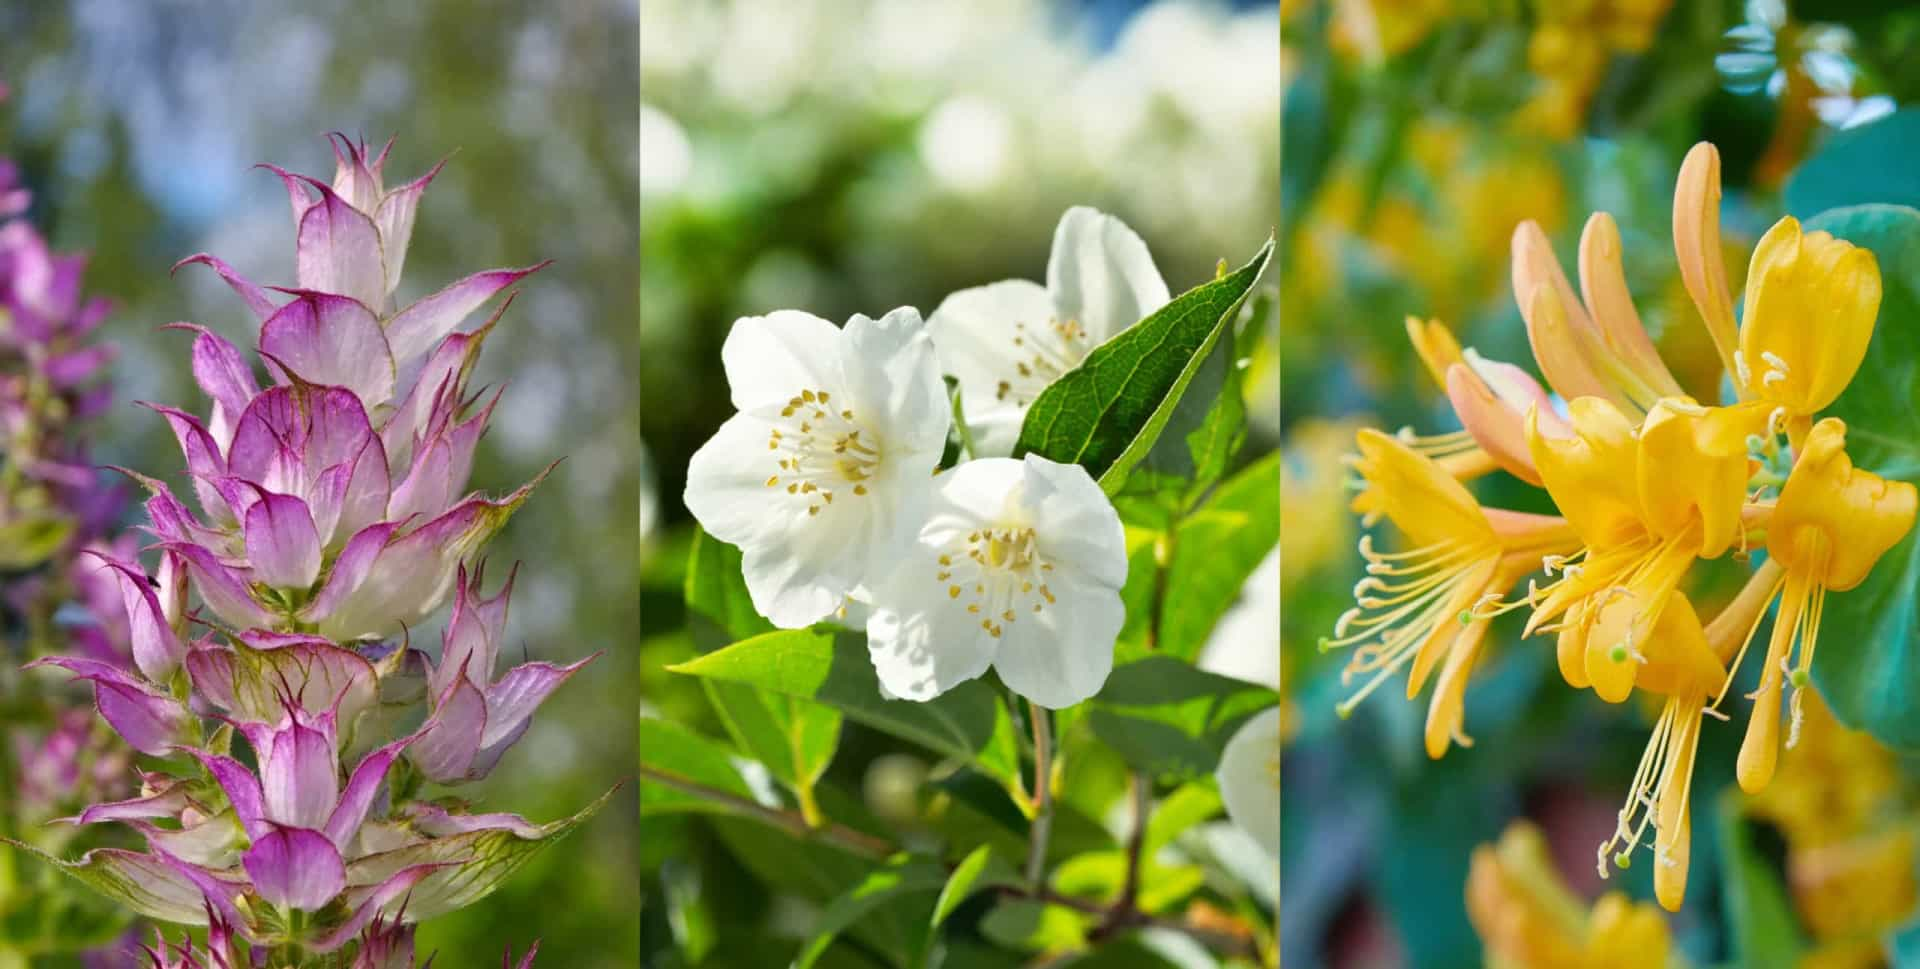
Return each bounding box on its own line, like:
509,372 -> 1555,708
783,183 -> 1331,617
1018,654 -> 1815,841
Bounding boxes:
685,207 -> 1163,708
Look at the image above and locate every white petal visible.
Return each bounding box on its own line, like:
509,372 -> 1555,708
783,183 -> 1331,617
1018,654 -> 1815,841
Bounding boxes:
720,311 -> 845,413
739,530 -> 862,629
1215,707 -> 1281,858
927,280 -> 1055,457
1197,552 -> 1280,690
866,554 -> 998,702
991,570 -> 1121,709
927,458 -> 1026,527
1046,206 -> 1170,342
1020,455 -> 1128,588
683,414 -> 788,548
842,306 -> 949,458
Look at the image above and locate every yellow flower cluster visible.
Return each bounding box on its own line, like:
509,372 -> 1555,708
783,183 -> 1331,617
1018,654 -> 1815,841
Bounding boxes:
1466,821 -> 1676,969
1516,0 -> 1676,138
1324,142 -> 1918,911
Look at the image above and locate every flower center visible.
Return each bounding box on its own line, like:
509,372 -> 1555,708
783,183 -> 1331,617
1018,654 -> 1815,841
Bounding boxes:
995,318 -> 1089,408
763,388 -> 882,517
932,525 -> 1056,639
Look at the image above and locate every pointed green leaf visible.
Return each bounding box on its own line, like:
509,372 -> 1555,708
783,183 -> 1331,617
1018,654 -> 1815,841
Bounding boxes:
1802,205 -> 1920,751
638,717 -> 755,817
794,855 -> 950,969
1786,110 -> 1920,217
1086,657 -> 1277,778
1014,239 -> 1275,494
1719,794 -> 1806,969
1157,453 -> 1280,661
669,629 -> 1025,794
0,842 -> 211,925
931,844 -> 1019,930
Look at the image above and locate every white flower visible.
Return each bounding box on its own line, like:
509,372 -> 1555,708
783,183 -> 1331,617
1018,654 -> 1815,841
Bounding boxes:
1197,550 -> 1279,690
685,307 -> 949,628
866,454 -> 1127,708
1215,706 -> 1281,858
928,206 -> 1170,455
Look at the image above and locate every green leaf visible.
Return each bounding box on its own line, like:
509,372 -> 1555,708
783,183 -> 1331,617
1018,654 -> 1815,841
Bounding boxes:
1014,239 -> 1275,495
638,717 -> 755,817
0,514 -> 75,570
931,844 -> 1019,929
1787,110 -> 1920,217
669,629 -> 1026,796
1086,656 -> 1277,778
1802,205 -> 1920,750
684,530 -> 843,818
1142,783 -> 1224,855
793,855 -> 950,969
1157,453 -> 1280,661
1718,794 -> 1806,969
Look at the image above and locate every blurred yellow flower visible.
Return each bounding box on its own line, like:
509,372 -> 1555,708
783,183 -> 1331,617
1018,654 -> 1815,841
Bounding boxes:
1468,820 -> 1677,967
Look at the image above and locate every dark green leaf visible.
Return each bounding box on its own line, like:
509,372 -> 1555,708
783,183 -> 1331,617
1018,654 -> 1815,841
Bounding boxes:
1157,453 -> 1279,661
794,855 -> 950,969
1804,205 -> 1920,750
1786,111 -> 1920,217
1718,794 -> 1806,969
931,844 -> 1019,929
669,629 -> 1026,794
1086,656 -> 1277,778
1014,239 -> 1275,495
638,717 -> 755,817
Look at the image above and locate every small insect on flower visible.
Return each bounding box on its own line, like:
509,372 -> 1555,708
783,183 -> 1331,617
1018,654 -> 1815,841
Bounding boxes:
927,206 -> 1169,455
684,307 -> 949,628
865,454 -> 1127,709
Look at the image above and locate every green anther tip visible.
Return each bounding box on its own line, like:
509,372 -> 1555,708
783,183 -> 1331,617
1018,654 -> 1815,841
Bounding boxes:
1609,645 -> 1629,663
1614,852 -> 1632,870
1790,668 -> 1810,688
1335,703 -> 1355,720
1317,637 -> 1333,653
1745,434 -> 1766,452
1458,609 -> 1474,625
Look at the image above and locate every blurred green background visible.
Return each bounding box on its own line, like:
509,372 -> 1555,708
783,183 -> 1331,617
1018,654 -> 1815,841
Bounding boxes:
1,1 -> 638,965
1280,1 -> 1920,967
638,0 -> 1277,965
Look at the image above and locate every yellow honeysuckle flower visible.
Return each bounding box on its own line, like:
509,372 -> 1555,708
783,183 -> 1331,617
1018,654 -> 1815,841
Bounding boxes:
1522,395 -> 1767,703
1329,430 -> 1580,758
1732,419 -> 1917,793
1737,217 -> 1881,419
1511,215 -> 1686,417
1404,316 -> 1569,487
1674,142 -> 1882,421
1467,821 -> 1676,969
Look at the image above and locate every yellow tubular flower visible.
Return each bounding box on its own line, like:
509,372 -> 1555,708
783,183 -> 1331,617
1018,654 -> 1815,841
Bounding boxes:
1511,217 -> 1684,417
1330,430 -> 1580,758
1383,317 -> 1501,485
1524,396 -> 1763,703
1672,143 -> 1741,381
1594,592 -> 1725,912
1404,316 -> 1567,486
1468,821 -> 1675,968
1735,419 -> 1917,793
1737,217 -> 1881,419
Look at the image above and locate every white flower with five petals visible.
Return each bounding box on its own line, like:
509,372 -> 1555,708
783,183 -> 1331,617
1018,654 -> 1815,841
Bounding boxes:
685,308 -> 949,628
866,454 -> 1127,708
928,206 -> 1170,455
1216,706 -> 1281,858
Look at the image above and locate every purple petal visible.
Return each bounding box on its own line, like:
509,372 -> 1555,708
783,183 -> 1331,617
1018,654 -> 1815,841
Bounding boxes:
404,803 -> 545,840
296,520 -> 403,633
327,131 -> 382,213
311,863 -> 447,953
55,783 -> 192,826
308,435 -> 390,550
373,157 -> 445,294
227,385 -> 379,501
388,392 -> 493,524
244,826 -> 346,911
511,942 -> 541,969
481,657 -> 593,752
384,262 -> 549,364
174,746 -> 268,839
259,162 -> 320,228
294,179 -> 387,310
409,677 -> 486,784
25,657 -> 187,756
83,553 -> 185,682
187,631 -> 379,726
140,403 -> 230,525
258,291 -> 396,407
261,720 -> 339,830
165,322 -> 259,443
382,322 -> 493,467
242,491 -> 322,589
431,564 -> 509,700
163,542 -> 276,630
44,345 -> 112,389
307,475 -> 546,641
171,253 -> 279,322
325,732 -> 414,848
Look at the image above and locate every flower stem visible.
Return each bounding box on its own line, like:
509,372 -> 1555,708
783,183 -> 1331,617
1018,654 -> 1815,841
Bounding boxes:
1025,700 -> 1053,888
